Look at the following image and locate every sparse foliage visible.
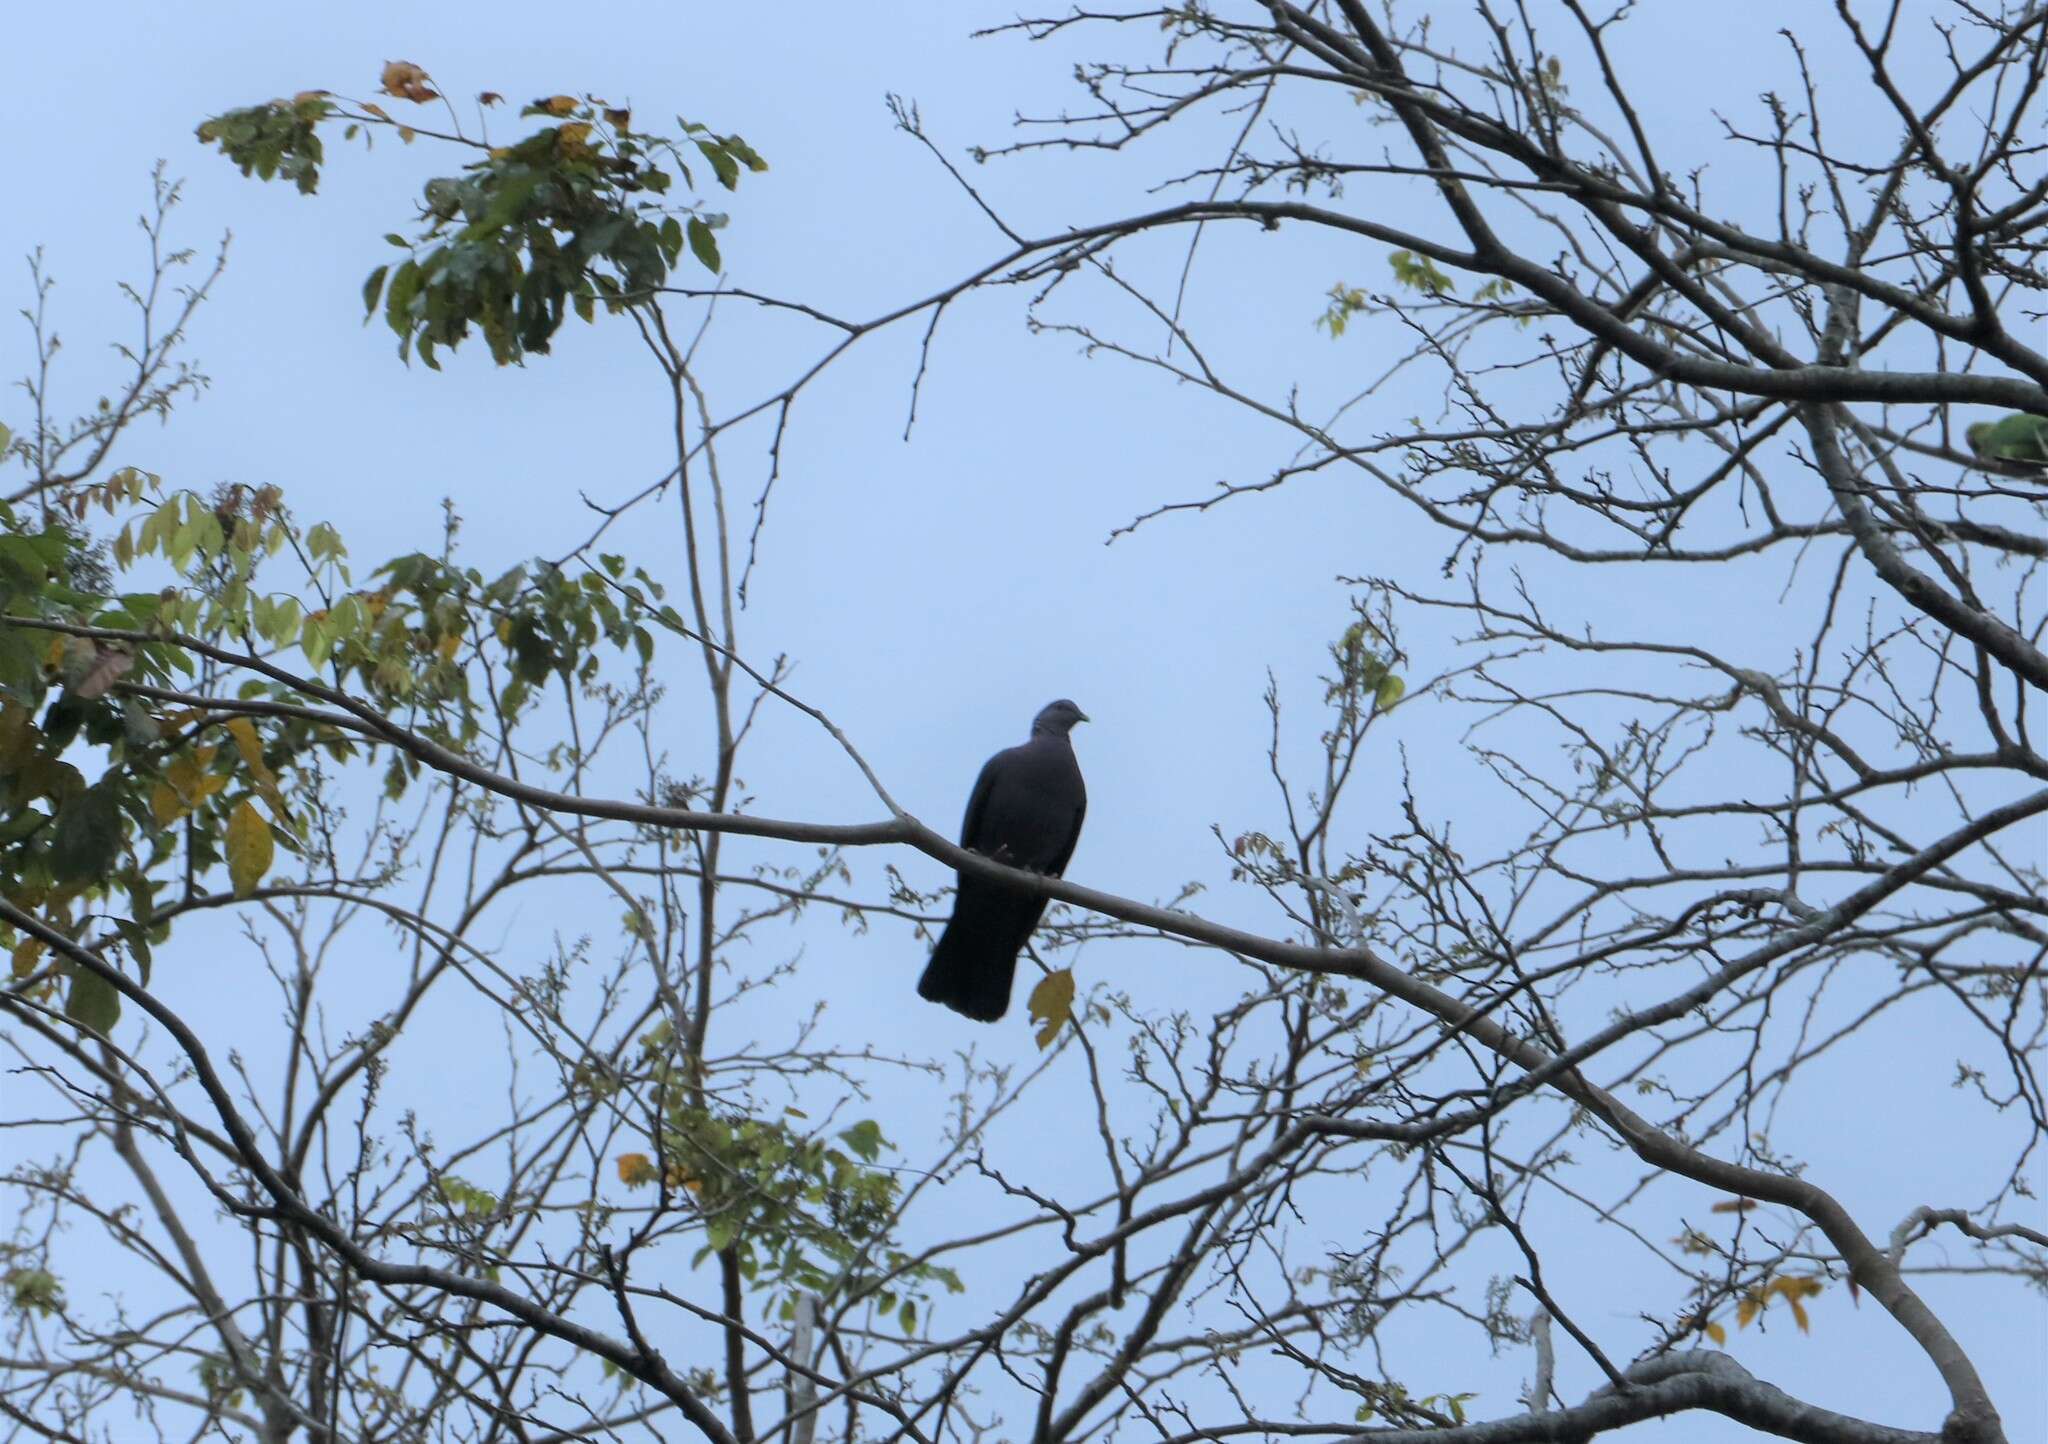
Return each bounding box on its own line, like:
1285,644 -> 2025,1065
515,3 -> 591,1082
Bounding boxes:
3,14 -> 2044,1444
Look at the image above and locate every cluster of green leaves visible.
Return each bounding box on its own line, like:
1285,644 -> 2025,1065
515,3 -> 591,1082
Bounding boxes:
1331,615 -> 1406,713
389,1174 -> 513,1283
1316,282 -> 1374,338
618,1090 -> 962,1329
4,1262 -> 64,1318
1353,1382 -> 1478,1428
1319,255 -> 1519,336
196,73 -> 766,366
195,93 -> 329,194
194,1353 -> 247,1411
0,479 -> 290,1033
2,471 -> 673,1032
1388,248 -> 1457,297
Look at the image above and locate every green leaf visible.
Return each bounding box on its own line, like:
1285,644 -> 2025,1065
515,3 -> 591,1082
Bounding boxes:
48,785 -> 123,883
362,264 -> 390,318
696,138 -> 741,190
687,217 -> 721,273
838,1119 -> 885,1163
65,963 -> 121,1035
114,918 -> 154,987
384,258 -> 423,340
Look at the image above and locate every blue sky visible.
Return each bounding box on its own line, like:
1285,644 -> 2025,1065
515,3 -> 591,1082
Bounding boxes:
3,3 -> 2041,1439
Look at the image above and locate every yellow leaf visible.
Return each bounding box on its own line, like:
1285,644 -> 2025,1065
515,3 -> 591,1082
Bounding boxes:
1788,1296 -> 1810,1334
11,936 -> 44,980
150,780 -> 185,826
1735,1298 -> 1759,1330
538,94 -> 578,117
226,717 -> 292,825
436,633 -> 461,663
225,717 -> 278,790
1704,1321 -> 1726,1345
226,800 -> 274,898
1028,968 -> 1076,1050
616,1152 -> 655,1187
557,121 -> 594,152
164,753 -> 198,796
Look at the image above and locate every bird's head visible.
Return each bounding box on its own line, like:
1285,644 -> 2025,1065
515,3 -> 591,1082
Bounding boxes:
1965,421 -> 1993,456
1031,698 -> 1090,737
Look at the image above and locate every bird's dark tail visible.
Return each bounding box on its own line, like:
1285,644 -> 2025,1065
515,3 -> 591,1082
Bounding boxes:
917,875 -> 1047,1022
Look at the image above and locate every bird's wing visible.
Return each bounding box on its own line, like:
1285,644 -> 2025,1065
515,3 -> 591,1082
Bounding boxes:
1047,786 -> 1086,878
958,749 -> 1006,851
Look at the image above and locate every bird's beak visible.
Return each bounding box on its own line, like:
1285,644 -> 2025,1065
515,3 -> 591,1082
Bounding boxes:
1077,710 -> 1091,724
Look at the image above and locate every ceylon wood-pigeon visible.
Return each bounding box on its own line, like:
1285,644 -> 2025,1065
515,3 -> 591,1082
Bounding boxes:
917,699 -> 1088,1022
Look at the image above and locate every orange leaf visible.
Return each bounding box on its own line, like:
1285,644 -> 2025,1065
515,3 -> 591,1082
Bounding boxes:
379,60 -> 438,104
615,1152 -> 655,1187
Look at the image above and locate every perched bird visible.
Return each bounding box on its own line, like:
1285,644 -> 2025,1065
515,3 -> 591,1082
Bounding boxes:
918,699 -> 1089,1022
1964,412 -> 2048,469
